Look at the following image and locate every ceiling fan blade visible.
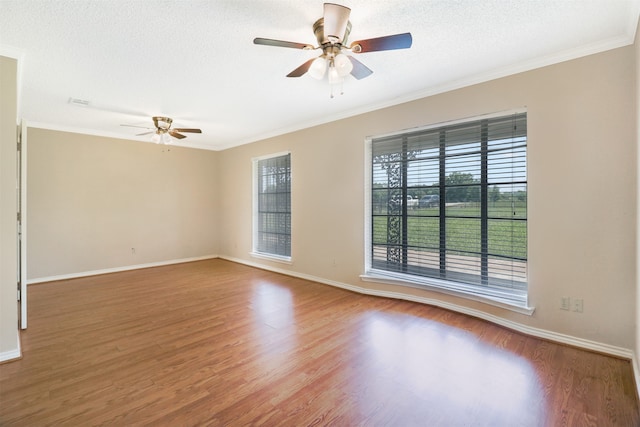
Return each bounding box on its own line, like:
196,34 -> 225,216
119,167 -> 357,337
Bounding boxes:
350,32 -> 413,53
253,38 -> 314,50
286,58 -> 316,78
348,56 -> 373,80
173,128 -> 202,133
323,3 -> 351,43
136,131 -> 154,136
121,124 -> 152,130
169,131 -> 187,139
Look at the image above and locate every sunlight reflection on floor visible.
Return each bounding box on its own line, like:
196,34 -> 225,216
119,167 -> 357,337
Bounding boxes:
249,281 -> 297,366
359,312 -> 547,424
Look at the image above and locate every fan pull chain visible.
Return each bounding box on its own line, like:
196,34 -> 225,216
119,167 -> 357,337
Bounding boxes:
329,81 -> 345,99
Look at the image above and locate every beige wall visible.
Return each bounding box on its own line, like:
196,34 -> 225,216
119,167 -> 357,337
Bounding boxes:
0,56 -> 19,358
27,129 -> 219,279
636,16 -> 640,367
219,46 -> 637,350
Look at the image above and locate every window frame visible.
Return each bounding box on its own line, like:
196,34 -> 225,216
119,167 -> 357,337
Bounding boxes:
363,110 -> 532,313
251,151 -> 292,264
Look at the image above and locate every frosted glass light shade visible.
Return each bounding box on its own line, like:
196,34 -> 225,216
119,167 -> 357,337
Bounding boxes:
309,57 -> 327,80
334,53 -> 353,77
328,65 -> 343,85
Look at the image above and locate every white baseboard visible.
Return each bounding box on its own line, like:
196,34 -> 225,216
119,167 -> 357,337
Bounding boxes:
633,353 -> 640,401
18,255 -> 639,393
0,333 -> 21,363
221,255 -> 634,360
27,254 -> 219,285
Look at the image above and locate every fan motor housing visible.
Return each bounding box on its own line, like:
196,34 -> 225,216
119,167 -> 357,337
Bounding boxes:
313,18 -> 352,46
153,116 -> 173,131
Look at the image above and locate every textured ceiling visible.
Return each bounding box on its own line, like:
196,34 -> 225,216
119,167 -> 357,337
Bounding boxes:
1,0 -> 638,151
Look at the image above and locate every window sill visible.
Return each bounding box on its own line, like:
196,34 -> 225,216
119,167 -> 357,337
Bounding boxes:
361,269 -> 535,316
250,252 -> 292,265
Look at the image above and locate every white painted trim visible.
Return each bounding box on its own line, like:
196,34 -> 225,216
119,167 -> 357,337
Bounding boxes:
25,121 -> 215,152
20,121 -> 27,329
214,34 -> 635,151
19,34 -> 637,153
27,121 -> 145,143
251,151 -> 291,162
220,255 -> 633,360
251,152 -> 292,258
24,254 -> 636,361
632,352 -> 640,401
249,252 -> 292,264
366,107 -> 528,141
0,333 -> 21,363
360,273 -> 534,316
363,138 -> 373,274
363,110 -> 531,314
0,46 -> 25,60
27,255 -> 219,285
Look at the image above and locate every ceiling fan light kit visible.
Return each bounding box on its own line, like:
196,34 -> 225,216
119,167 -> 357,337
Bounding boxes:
151,132 -> 172,145
121,116 -> 202,145
253,2 -> 412,98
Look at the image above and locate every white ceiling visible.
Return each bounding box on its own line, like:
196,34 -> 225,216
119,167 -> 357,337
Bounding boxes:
1,0 -> 638,151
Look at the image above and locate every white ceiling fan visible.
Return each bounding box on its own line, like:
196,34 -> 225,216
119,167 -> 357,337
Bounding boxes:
121,116 -> 202,145
253,2 -> 413,97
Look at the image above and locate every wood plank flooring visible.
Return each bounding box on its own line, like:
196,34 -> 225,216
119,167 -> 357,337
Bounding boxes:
1,259 -> 638,426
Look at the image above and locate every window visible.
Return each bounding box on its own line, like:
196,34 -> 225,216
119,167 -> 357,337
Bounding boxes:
252,152 -> 291,261
367,112 -> 527,307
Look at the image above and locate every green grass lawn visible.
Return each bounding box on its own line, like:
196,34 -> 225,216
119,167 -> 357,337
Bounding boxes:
373,202 -> 527,259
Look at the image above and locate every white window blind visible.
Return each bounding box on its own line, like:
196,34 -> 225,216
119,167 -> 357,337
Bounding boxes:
254,153 -> 291,259
369,112 -> 527,305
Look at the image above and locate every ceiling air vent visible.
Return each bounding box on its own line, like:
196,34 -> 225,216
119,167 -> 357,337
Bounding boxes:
68,97 -> 90,107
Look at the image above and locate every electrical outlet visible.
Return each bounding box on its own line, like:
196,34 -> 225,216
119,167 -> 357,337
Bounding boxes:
572,298 -> 583,313
560,296 -> 570,311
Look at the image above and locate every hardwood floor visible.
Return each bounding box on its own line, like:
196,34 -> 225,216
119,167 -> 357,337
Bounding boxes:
1,259 -> 638,426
